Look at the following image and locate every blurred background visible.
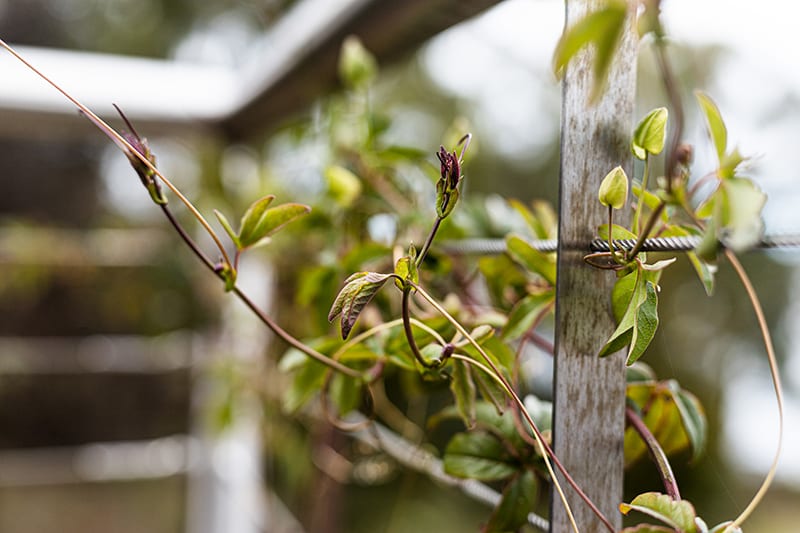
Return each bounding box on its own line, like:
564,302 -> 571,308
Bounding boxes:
1,0 -> 799,531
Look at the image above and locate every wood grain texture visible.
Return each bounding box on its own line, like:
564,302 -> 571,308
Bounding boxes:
550,1 -> 637,531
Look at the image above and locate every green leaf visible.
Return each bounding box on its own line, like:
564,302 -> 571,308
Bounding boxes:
430,402 -> 528,452
599,166 -> 629,209
598,223 -> 638,241
532,200 -> 558,239
460,336 -> 516,378
662,225 -> 716,295
467,324 -> 495,345
213,209 -> 239,247
627,280 -> 659,365
695,91 -> 727,162
640,257 -> 676,271
281,355 -> 327,413
338,35 -> 377,88
626,361 -> 657,383
719,177 -> 766,251
242,203 -> 312,249
625,381 -> 699,466
502,290 -> 555,341
393,254 -> 418,289
443,432 -> 517,481
238,195 -> 275,246
669,382 -> 707,462
620,492 -> 698,533
478,255 -> 528,305
509,199 -> 557,239
328,272 -> 394,339
553,1 -> 628,101
505,234 -> 557,285
602,270 -> 644,354
472,371 -> 508,416
483,470 -> 538,533
325,165 -> 363,207
718,148 -> 745,180
632,184 -> 669,222
694,215 -> 721,263
330,372 -> 362,416
632,107 -> 669,160
602,268 -> 660,363
687,251 -> 716,296
612,270 -> 638,322
450,358 -> 477,428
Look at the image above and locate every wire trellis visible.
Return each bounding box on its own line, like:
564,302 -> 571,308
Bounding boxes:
440,234 -> 800,256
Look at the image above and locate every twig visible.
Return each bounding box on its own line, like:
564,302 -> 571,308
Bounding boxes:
724,251 -> 784,532
625,406 -> 681,500
0,38 -> 234,271
160,201 -> 360,378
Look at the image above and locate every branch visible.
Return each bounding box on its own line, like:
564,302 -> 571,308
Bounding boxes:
625,406 -> 681,500
159,202 -> 360,378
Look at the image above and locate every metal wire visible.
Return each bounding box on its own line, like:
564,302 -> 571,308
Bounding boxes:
440,234 -> 800,255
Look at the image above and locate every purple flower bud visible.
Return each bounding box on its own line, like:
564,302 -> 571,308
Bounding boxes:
436,146 -> 460,191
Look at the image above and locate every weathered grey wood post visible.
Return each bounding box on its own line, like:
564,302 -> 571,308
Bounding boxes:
550,1 -> 637,532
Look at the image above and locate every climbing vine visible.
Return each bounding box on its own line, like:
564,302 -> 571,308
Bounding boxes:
0,1 -> 785,531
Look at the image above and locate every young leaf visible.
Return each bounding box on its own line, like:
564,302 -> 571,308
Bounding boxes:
505,234 -> 557,285
598,223 -> 638,241
640,257 -> 676,271
662,225 -> 716,295
450,358 -> 477,429
328,272 -> 394,339
239,203 -> 312,249
238,195 -> 275,245
501,290 -> 555,341
718,148 -> 745,180
620,492 -> 698,533
338,35 -> 377,89
599,166 -> 629,209
632,184 -> 669,222
473,371 -> 508,415
483,470 -> 538,533
213,209 -> 239,247
627,280 -> 659,365
695,215 -> 721,263
393,254 -> 418,289
687,251 -> 716,296
325,165 -> 362,207
719,177 -> 766,251
669,383 -> 707,462
632,107 -> 669,160
443,432 -> 517,481
552,0 -> 628,101
695,91 -> 727,162
601,270 -> 645,356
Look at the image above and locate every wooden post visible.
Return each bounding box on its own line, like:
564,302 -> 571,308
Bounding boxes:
550,1 -> 637,531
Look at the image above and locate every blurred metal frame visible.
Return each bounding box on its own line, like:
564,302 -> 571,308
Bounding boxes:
0,0 -> 500,141
0,1 -> 501,532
